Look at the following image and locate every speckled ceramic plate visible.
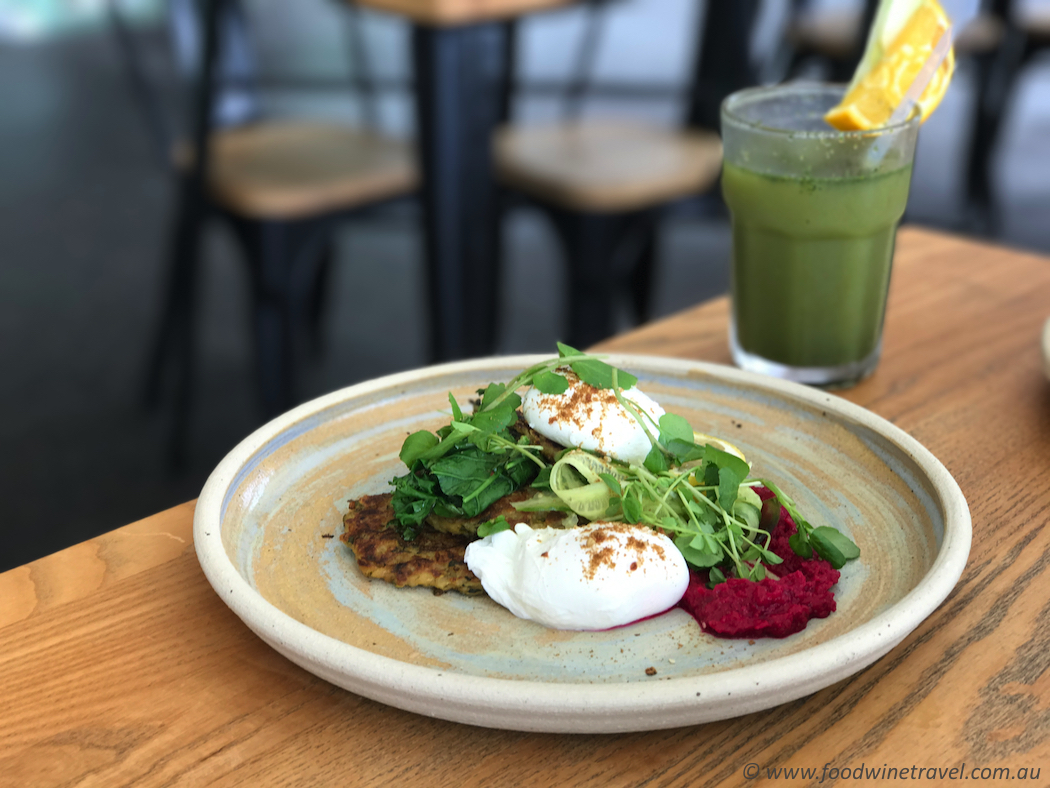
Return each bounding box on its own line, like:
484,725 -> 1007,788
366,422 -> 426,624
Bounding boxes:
194,355 -> 970,733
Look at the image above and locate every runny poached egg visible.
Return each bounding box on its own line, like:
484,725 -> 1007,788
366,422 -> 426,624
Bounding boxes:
464,522 -> 689,630
521,370 -> 664,465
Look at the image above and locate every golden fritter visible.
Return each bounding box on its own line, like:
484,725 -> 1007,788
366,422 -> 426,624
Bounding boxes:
342,493 -> 483,595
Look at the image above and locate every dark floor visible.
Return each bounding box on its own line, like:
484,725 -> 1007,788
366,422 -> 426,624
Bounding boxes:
2,31 -> 1049,572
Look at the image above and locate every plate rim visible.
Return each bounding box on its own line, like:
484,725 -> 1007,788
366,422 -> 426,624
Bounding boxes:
194,354 -> 971,732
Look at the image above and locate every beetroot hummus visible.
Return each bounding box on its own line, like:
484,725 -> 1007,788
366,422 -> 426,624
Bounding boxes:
678,487 -> 841,638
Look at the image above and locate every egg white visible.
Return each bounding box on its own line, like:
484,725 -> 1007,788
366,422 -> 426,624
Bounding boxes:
464,522 -> 689,630
521,372 -> 664,465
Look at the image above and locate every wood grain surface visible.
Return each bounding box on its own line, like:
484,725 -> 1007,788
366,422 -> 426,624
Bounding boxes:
353,0 -> 571,25
4,227 -> 1050,786
494,122 -> 723,213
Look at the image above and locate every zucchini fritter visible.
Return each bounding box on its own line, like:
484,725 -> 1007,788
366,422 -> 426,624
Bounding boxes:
342,493 -> 483,595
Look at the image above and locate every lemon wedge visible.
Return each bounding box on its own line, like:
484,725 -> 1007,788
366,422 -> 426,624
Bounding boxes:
824,0 -> 955,131
693,432 -> 747,463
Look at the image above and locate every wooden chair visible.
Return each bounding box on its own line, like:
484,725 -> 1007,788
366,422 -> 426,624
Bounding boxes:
764,0 -> 878,84
964,0 -> 1045,231
494,0 -> 758,347
110,0 -> 417,463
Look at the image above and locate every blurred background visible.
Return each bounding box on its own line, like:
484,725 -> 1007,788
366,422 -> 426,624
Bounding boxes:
2,0 -> 1048,571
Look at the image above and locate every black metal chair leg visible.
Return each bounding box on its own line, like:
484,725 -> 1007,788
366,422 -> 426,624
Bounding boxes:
306,238 -> 335,358
550,211 -> 626,348
254,222 -> 298,418
966,25 -> 1029,233
630,224 -> 659,325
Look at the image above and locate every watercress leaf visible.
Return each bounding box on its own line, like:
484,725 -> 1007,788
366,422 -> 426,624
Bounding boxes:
674,533 -> 722,568
809,527 -> 860,569
464,475 -> 517,518
704,444 -> 750,480
660,515 -> 680,532
664,438 -> 705,463
742,545 -> 762,563
658,413 -> 694,444
389,471 -> 440,529
570,358 -> 640,391
622,487 -> 644,523
556,342 -> 584,359
703,463 -> 720,489
399,431 -> 439,467
469,404 -> 517,435
708,566 -> 727,587
717,465 -> 744,511
643,445 -> 670,474
448,392 -> 464,422
749,563 -> 767,581
759,496 -> 782,533
479,382 -> 506,409
531,466 -> 552,490
477,515 -> 512,538
532,371 -> 569,395
598,473 -> 622,495
789,530 -> 813,559
431,451 -> 497,498
758,547 -> 783,565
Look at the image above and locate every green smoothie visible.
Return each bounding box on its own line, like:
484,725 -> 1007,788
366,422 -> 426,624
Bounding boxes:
722,161 -> 913,369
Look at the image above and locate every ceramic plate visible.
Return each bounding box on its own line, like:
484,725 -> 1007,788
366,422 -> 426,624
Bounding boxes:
194,355 -> 970,733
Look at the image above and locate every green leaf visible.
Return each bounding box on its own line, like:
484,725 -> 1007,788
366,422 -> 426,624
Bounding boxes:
569,358 -> 639,391
708,566 -> 727,587
664,438 -> 705,463
749,563 -> 767,581
622,487 -> 644,523
399,431 -> 439,467
598,473 -> 622,495
704,444 -> 750,480
477,516 -> 513,538
479,382 -> 505,409
532,371 -> 569,394
469,402 -> 518,435
431,451 -> 497,498
717,465 -> 744,512
531,466 -> 552,490
643,445 -> 670,474
703,463 -> 720,489
789,530 -> 813,559
449,392 -> 464,422
809,526 -> 860,569
556,342 -> 584,359
758,546 -> 783,565
658,413 -> 694,443
674,533 -> 723,568
759,496 -> 782,533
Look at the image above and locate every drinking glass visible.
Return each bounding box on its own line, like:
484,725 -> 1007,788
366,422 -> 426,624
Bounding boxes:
721,83 -> 920,388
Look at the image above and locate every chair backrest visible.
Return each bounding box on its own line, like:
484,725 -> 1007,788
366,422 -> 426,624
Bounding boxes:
499,0 -> 762,133
108,0 -> 380,169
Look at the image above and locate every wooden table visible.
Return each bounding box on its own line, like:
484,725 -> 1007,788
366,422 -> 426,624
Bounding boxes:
5,227 -> 1050,785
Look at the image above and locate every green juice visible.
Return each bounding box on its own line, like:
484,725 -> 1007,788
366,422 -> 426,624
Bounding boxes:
723,161 -> 913,369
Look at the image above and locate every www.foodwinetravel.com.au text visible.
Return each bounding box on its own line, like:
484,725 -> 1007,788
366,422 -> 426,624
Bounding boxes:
741,762 -> 1042,782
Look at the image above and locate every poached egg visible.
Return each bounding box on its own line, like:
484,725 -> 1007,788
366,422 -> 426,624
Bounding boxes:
464,522 -> 689,630
521,370 -> 665,465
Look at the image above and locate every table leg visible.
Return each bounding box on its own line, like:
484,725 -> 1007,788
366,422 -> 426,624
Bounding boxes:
411,23 -> 507,362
